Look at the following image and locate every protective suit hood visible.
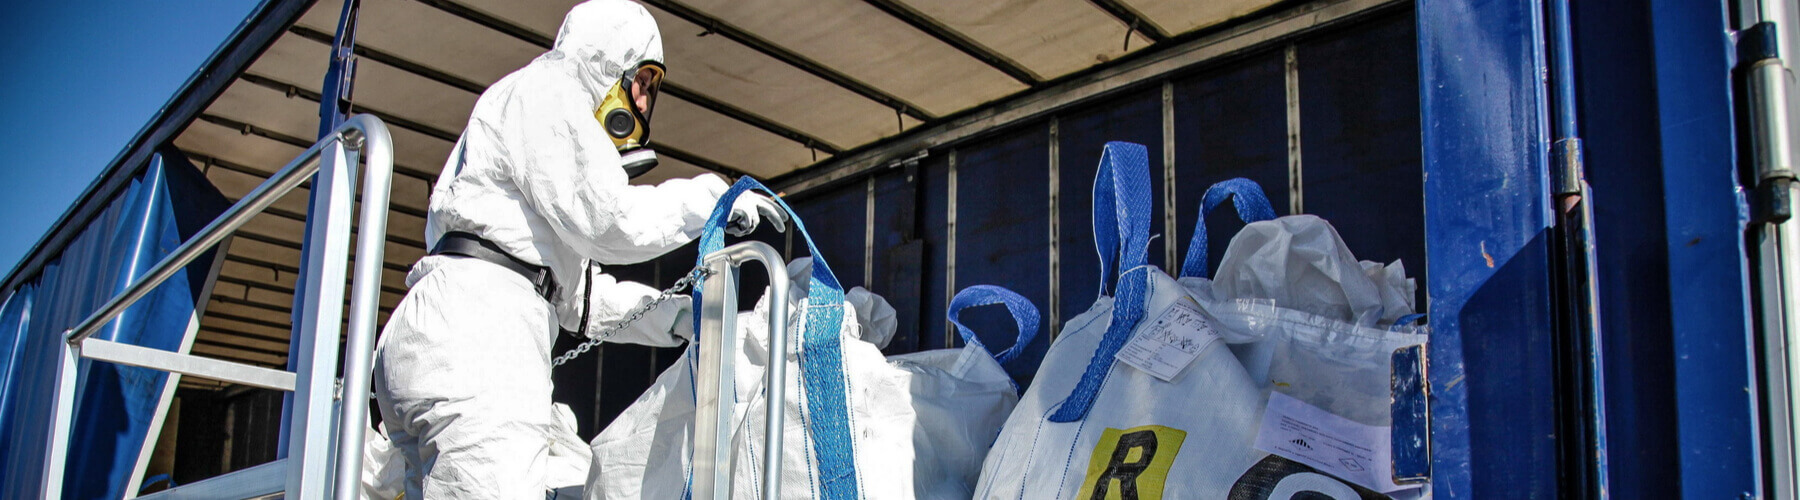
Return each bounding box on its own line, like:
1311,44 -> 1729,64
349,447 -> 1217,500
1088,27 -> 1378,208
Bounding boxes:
536,0 -> 665,105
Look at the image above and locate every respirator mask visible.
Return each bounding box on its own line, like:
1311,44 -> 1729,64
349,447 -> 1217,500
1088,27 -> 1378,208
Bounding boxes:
596,61 -> 665,178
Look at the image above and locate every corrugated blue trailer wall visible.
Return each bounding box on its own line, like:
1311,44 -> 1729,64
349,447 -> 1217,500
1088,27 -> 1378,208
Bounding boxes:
780,8 -> 1425,393
571,6 -> 1430,430
0,149 -> 229,498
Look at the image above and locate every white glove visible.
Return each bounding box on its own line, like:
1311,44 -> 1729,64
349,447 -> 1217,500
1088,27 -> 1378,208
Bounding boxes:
727,193 -> 789,236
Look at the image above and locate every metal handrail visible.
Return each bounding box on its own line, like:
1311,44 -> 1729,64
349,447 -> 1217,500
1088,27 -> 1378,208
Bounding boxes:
331,115 -> 393,500
692,241 -> 789,500
40,115 -> 393,500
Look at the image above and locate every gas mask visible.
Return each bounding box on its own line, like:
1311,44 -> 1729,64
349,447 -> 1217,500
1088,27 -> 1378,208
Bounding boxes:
596,61 -> 665,178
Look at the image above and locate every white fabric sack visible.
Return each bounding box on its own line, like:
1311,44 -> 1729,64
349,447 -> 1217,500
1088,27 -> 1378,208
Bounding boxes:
975,142 -> 1274,498
1175,179 -> 1429,494
586,286 -> 914,500
818,258 -> 1036,499
1181,215 -> 1415,329
587,178 -> 914,499
724,293 -> 914,499
974,266 -> 1273,499
1175,183 -> 1425,407
1185,215 -> 1423,390
875,285 -> 1038,499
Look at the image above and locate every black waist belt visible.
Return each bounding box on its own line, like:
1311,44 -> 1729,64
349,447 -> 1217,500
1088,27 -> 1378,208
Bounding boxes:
430,231 -> 557,300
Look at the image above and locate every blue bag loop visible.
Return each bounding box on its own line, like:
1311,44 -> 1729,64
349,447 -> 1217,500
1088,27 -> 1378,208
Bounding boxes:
1092,142 -> 1154,297
138,474 -> 175,494
1051,142 -> 1155,423
947,285 -> 1041,365
1390,313 -> 1427,333
1179,178 -> 1278,279
691,177 -> 860,498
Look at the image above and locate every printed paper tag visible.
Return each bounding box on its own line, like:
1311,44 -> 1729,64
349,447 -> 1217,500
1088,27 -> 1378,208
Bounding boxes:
1254,392 -> 1414,493
1115,297 -> 1218,382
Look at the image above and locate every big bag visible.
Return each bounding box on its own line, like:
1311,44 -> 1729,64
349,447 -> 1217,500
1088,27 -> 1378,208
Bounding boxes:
973,142 -> 1271,499
1176,179 -> 1427,495
884,285 -> 1039,499
793,258 -> 1044,499
587,178 -> 914,499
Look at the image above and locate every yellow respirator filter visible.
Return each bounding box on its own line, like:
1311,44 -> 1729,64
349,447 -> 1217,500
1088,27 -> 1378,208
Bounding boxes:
596,61 -> 663,178
597,81 -> 644,149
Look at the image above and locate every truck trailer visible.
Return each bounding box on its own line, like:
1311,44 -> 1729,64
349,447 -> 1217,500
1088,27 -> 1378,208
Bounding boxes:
0,0 -> 1794,498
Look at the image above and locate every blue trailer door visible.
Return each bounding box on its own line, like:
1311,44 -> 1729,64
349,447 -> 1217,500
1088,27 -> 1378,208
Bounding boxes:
1419,0 -> 1761,496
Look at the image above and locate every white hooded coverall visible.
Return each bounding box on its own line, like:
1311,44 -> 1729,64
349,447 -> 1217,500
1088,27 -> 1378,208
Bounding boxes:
372,1 -> 764,496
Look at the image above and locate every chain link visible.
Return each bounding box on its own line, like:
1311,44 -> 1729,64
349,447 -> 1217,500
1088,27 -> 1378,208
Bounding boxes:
551,266 -> 714,367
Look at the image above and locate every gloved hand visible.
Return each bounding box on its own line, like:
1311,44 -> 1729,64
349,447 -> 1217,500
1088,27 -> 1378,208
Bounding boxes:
727,192 -> 789,236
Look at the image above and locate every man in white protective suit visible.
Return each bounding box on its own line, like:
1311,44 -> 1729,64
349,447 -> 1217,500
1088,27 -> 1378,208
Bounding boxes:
371,0 -> 786,497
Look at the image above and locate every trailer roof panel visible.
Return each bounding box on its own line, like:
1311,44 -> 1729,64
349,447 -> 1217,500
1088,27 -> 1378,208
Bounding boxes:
242,35 -> 332,97
1122,0 -> 1285,36
652,96 -> 827,178
897,0 -> 1153,80
677,0 -> 1027,116
298,0 -> 541,88
647,7 -> 922,150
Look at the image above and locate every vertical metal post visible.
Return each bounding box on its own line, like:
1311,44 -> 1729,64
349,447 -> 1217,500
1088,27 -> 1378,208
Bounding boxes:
945,149 -> 959,346
692,259 -> 740,500
865,177 -> 876,288
316,0 -> 360,139
40,337 -> 80,499
1162,81 -> 1178,270
692,242 -> 789,500
1284,44 -> 1304,215
755,247 -> 789,500
1738,1 -> 1800,496
1048,119 -> 1062,340
1758,180 -> 1800,499
1546,0 -> 1609,496
285,139 -> 357,499
334,121 -> 394,500
282,0 -> 361,461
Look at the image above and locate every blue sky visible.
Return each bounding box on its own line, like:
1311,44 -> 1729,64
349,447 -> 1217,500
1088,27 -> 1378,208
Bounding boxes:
0,0 -> 260,277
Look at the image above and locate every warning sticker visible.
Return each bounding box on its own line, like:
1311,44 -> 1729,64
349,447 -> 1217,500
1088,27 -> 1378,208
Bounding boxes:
1115,296 -> 1218,382
1254,392 -> 1414,493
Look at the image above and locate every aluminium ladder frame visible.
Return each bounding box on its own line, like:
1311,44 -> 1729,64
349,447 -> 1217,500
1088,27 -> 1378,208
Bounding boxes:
692,241 -> 791,500
39,115 -> 395,500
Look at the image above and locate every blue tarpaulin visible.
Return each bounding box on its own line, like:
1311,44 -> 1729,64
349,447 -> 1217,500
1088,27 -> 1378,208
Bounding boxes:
0,147 -> 229,499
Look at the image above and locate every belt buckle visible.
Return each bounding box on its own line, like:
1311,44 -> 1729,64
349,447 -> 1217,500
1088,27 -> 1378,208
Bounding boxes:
534,268 -> 558,300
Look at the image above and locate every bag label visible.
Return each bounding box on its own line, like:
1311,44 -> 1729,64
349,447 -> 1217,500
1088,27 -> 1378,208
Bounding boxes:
1076,425 -> 1187,500
1114,297 -> 1218,382
1253,392 -> 1413,493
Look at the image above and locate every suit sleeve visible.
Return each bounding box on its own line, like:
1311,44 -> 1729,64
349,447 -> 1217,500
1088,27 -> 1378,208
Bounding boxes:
559,265 -> 693,347
502,85 -> 729,265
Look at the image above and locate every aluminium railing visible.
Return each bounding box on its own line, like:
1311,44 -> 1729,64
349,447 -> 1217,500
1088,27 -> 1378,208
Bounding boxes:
40,114 -> 394,500
692,241 -> 790,500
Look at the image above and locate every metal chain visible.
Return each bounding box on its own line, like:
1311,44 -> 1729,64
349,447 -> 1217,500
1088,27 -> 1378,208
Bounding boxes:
551,266 -> 713,367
